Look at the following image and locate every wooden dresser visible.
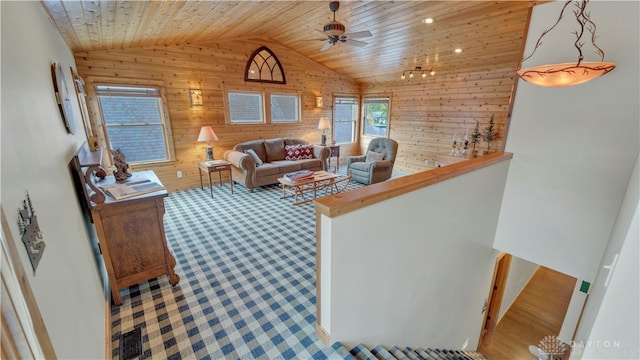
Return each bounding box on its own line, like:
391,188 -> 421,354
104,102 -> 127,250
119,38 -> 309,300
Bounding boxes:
89,169 -> 179,305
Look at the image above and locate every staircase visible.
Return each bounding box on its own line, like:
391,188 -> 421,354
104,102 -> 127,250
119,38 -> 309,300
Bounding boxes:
331,342 -> 488,360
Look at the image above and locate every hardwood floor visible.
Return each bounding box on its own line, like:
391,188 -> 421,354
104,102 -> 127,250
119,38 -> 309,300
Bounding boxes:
478,266 -> 576,360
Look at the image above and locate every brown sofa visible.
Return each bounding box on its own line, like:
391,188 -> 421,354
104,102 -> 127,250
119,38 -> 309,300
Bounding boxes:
224,138 -> 330,192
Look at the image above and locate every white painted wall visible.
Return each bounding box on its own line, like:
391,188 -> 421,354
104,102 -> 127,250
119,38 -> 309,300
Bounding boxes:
1,2 -> 105,358
576,205 -> 639,359
494,1 -> 640,282
570,154 -> 639,359
320,160 -> 511,349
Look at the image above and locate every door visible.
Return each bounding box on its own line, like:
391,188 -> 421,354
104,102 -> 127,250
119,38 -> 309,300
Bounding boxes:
480,253 -> 512,343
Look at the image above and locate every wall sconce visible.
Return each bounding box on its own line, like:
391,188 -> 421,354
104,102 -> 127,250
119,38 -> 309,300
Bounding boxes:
315,96 -> 323,108
190,89 -> 203,106
197,126 -> 218,161
400,66 -> 435,80
516,0 -> 615,87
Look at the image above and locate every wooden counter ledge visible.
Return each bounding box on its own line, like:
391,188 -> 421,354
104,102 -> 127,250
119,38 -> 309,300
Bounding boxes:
314,152 -> 513,218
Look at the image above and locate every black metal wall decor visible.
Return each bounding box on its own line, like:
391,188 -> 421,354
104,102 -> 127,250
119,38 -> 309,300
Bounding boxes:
244,46 -> 286,84
17,191 -> 46,274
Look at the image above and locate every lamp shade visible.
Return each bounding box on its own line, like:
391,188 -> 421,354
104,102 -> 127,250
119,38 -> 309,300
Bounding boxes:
317,117 -> 330,130
517,62 -> 616,87
197,126 -> 218,142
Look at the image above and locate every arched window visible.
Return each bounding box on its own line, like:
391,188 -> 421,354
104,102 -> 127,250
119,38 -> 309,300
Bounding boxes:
245,46 -> 286,84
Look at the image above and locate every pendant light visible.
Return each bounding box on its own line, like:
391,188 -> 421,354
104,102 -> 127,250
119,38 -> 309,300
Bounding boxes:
517,0 -> 615,87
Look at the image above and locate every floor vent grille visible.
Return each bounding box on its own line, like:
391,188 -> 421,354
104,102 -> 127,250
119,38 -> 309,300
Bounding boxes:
119,327 -> 142,360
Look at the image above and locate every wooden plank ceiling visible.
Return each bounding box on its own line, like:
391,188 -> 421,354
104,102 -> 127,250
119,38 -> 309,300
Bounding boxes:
40,1 -> 533,84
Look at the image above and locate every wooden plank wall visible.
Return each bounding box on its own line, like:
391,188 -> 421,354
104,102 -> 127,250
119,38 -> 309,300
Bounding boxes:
74,40 -> 360,192
362,64 -> 518,174
75,35 -> 524,191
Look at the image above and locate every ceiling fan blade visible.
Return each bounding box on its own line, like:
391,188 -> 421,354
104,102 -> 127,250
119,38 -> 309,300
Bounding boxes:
345,39 -> 367,48
320,42 -> 332,51
342,31 -> 372,39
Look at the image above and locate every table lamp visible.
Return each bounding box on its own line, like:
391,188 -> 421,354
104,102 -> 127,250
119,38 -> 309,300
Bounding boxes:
318,117 -> 330,146
197,126 -> 218,161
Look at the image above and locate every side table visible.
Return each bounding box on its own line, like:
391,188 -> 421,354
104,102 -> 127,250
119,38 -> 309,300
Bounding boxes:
198,160 -> 234,198
327,145 -> 340,173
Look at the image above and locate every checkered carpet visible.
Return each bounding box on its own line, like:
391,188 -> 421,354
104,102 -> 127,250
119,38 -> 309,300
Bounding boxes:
110,169 -> 407,359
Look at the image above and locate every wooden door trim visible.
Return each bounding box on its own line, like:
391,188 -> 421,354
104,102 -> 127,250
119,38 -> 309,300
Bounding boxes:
480,253 -> 512,342
1,207 -> 56,358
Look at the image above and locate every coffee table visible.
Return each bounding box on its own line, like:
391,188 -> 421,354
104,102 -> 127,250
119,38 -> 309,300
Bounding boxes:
278,170 -> 351,205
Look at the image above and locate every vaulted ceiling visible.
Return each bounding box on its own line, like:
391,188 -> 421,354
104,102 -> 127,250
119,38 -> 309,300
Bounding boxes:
40,1 -> 534,84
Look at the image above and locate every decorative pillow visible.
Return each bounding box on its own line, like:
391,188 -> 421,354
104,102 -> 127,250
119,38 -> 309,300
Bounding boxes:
365,151 -> 385,162
285,144 -> 314,160
244,148 -> 264,166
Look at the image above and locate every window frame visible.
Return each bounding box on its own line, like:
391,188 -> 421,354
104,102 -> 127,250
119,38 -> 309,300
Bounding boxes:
225,90 -> 301,125
333,96 -> 360,145
269,93 -> 301,124
226,90 -> 265,124
362,96 -> 391,138
94,82 -> 175,165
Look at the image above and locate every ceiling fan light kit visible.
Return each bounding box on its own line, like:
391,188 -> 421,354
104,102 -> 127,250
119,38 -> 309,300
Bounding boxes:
517,0 -> 615,87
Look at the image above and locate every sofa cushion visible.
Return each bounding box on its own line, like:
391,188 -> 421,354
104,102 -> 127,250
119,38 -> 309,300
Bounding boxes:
264,138 -> 286,162
244,148 -> 263,166
298,158 -> 323,170
284,138 -> 309,147
285,144 -> 314,160
270,160 -> 301,173
254,163 -> 281,177
365,150 -> 385,162
233,140 -> 267,164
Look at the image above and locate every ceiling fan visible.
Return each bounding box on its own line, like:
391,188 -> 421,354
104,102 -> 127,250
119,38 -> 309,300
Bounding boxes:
316,1 -> 372,51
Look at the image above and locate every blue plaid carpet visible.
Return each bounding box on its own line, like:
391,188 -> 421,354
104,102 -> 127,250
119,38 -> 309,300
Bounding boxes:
110,169 -> 408,359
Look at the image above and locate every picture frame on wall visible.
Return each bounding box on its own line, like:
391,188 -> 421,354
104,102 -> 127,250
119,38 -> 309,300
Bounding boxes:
70,67 -> 100,150
50,62 -> 76,135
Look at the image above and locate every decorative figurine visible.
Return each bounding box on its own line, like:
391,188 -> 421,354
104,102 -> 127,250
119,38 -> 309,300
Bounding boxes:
111,149 -> 132,182
17,191 -> 46,274
95,166 -> 107,179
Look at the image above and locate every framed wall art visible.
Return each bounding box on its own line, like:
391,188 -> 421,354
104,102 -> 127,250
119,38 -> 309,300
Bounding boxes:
71,67 -> 99,150
51,62 -> 76,134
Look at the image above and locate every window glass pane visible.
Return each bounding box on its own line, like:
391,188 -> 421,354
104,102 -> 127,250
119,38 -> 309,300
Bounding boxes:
271,94 -> 299,123
334,97 -> 358,144
228,92 -> 264,123
363,97 -> 390,136
106,125 -> 167,162
334,117 -> 354,144
100,97 -> 162,125
97,84 -> 170,164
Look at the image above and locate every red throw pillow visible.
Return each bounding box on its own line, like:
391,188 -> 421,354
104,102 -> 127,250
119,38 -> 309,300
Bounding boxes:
285,144 -> 314,160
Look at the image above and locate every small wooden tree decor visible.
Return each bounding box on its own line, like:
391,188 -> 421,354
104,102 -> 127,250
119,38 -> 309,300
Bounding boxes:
483,114 -> 497,155
470,120 -> 482,157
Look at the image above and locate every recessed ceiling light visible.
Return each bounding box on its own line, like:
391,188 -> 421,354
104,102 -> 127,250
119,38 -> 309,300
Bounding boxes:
422,18 -> 434,24
454,48 -> 463,53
